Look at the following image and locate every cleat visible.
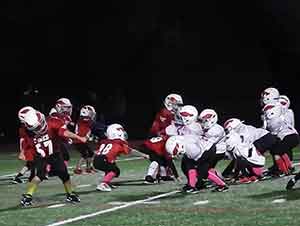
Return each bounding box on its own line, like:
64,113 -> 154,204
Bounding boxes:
144,175 -> 156,184
12,177 -> 24,184
96,182 -> 112,192
66,192 -> 80,203
108,183 -> 118,189
20,194 -> 32,207
212,185 -> 229,192
182,184 -> 199,194
286,178 -> 297,190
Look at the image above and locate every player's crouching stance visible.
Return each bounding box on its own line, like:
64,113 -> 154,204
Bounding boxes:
225,130 -> 265,184
18,106 -> 87,207
93,124 -> 147,191
165,135 -> 228,193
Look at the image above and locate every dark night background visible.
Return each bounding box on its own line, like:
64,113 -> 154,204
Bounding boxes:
0,1 -> 299,143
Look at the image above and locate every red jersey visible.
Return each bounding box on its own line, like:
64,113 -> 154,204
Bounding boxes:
150,108 -> 174,136
50,112 -> 72,125
95,139 -> 130,163
73,117 -> 92,144
143,136 -> 169,158
25,117 -> 67,158
19,126 -> 36,161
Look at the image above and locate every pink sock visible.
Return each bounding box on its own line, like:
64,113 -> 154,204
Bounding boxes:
282,154 -> 292,169
252,167 -> 263,177
188,169 -> 198,188
103,171 -> 116,184
208,169 -> 225,186
46,164 -> 51,173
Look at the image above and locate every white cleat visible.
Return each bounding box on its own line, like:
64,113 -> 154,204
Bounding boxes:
96,182 -> 112,192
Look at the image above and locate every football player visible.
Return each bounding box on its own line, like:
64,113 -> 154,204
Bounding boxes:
149,93 -> 183,137
279,95 -> 295,162
93,124 -> 147,192
223,118 -> 278,178
12,106 -> 36,184
225,130 -> 266,183
165,135 -> 228,193
73,105 -> 97,174
48,97 -> 74,169
263,103 -> 299,176
18,106 -> 87,207
198,109 -> 226,168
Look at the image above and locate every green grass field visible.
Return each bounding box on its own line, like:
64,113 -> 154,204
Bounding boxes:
1,144 -> 300,226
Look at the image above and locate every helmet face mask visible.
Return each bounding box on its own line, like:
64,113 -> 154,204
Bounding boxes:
263,104 -> 282,120
55,98 -> 72,116
179,105 -> 198,126
80,105 -> 96,120
164,94 -> 183,113
260,87 -> 279,106
105,124 -> 128,141
199,109 -> 218,130
19,107 -> 48,135
223,118 -> 242,134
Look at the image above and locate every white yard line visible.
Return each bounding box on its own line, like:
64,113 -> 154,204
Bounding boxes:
0,173 -> 17,179
47,204 -> 66,209
272,198 -> 286,203
76,184 -> 92,188
193,200 -> 210,205
44,190 -> 180,226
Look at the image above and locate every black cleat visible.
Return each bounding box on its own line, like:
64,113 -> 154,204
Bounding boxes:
66,192 -> 80,203
144,175 -> 156,184
212,185 -> 229,192
20,194 -> 33,207
182,184 -> 199,194
12,177 -> 24,184
286,178 -> 297,190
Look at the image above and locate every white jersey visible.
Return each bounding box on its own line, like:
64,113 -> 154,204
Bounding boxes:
226,132 -> 265,166
282,109 -> 295,128
236,124 -> 269,146
265,115 -> 298,140
165,121 -> 203,137
202,123 -> 226,154
183,135 -> 214,161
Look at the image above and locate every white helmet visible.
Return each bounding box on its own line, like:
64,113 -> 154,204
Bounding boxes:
262,104 -> 282,120
164,93 -> 183,113
80,105 -> 96,120
18,107 -> 48,134
55,98 -> 72,116
260,87 -> 280,106
198,109 -> 218,130
105,123 -> 128,141
223,118 -> 243,134
165,135 -> 185,157
179,105 -> 198,125
279,95 -> 290,109
18,106 -> 35,123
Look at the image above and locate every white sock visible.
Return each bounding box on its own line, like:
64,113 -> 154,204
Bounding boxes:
160,166 -> 167,177
147,161 -> 159,178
